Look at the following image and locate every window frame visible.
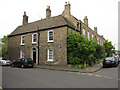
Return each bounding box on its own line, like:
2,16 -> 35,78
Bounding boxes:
47,30 -> 54,42
32,33 -> 37,44
20,35 -> 25,45
47,49 -> 54,61
20,51 -> 24,58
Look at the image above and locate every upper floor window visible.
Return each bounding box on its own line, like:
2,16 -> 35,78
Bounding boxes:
20,51 -> 24,58
83,29 -> 85,35
97,38 -> 99,44
21,35 -> 25,45
48,30 -> 54,42
92,34 -> 94,38
32,33 -> 37,44
47,49 -> 54,61
87,32 -> 90,40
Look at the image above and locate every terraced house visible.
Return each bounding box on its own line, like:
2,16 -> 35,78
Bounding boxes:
8,2 -> 105,66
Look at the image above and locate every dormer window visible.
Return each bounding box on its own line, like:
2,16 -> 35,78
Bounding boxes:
21,35 -> 25,45
48,30 -> 54,42
32,33 -> 37,44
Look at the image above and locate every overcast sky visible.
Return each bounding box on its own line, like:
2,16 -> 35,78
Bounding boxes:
0,0 -> 119,50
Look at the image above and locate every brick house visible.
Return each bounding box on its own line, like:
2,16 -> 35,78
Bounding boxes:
8,2 -> 105,66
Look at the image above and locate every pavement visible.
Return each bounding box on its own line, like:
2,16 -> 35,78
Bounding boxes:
35,61 -> 103,73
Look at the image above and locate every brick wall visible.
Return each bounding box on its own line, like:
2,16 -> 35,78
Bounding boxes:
8,26 -> 68,66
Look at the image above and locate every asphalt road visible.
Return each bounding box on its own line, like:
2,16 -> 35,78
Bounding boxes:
2,65 -> 118,88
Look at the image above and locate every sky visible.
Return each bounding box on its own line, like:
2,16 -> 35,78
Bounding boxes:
0,0 -> 119,50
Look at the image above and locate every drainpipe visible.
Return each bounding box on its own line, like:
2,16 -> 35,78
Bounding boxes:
80,21 -> 82,34
37,27 -> 40,65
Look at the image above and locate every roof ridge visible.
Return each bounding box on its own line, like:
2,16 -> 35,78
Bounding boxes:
19,15 -> 63,27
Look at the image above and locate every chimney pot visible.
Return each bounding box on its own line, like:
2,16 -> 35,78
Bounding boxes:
47,5 -> 50,9
65,2 -> 67,5
84,16 -> 87,19
24,11 -> 26,15
68,1 -> 70,4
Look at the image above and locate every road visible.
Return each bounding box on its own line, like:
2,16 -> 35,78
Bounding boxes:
2,65 -> 119,88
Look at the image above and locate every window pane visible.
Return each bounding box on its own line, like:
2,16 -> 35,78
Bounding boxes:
48,49 -> 53,60
21,36 -> 25,44
88,32 -> 90,40
49,55 -> 53,59
22,51 -> 24,58
49,50 -> 53,55
83,29 -> 85,35
33,34 -> 37,43
49,31 -> 53,41
92,34 -> 94,38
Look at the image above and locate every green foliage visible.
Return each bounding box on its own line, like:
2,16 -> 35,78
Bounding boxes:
67,30 -> 105,67
1,35 -> 8,56
103,40 -> 115,57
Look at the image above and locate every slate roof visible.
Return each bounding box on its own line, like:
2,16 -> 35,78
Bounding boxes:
9,15 -> 75,36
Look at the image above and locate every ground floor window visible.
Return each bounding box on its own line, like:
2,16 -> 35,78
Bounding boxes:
47,49 -> 54,61
20,51 -> 24,58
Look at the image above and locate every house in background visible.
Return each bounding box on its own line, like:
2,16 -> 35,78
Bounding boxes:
8,2 -> 105,66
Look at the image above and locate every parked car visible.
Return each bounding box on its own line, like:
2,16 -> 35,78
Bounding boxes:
11,58 -> 34,68
114,56 -> 119,63
102,57 -> 119,68
0,57 -> 12,66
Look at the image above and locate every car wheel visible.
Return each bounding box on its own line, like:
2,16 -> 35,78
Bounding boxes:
115,64 -> 118,67
103,65 -> 107,68
11,64 -> 14,67
21,65 -> 24,68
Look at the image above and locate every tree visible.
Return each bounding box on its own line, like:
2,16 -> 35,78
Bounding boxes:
1,35 -> 8,57
103,40 -> 115,57
67,30 -> 106,67
68,31 -> 94,65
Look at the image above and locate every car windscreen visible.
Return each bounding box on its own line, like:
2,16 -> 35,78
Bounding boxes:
2,58 -> 8,60
24,58 -> 32,61
114,57 -> 118,59
105,57 -> 114,61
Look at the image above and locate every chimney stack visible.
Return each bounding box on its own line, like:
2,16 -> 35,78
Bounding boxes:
62,1 -> 71,18
46,5 -> 51,19
23,11 -> 28,25
84,16 -> 88,26
94,27 -> 97,33
64,1 -> 71,15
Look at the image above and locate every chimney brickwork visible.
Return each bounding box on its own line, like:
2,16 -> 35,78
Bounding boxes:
46,5 -> 51,19
84,16 -> 88,26
23,11 -> 28,25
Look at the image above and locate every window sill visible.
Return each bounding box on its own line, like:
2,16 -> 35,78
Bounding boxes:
32,42 -> 37,44
20,44 -> 25,46
47,40 -> 54,43
47,59 -> 53,62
